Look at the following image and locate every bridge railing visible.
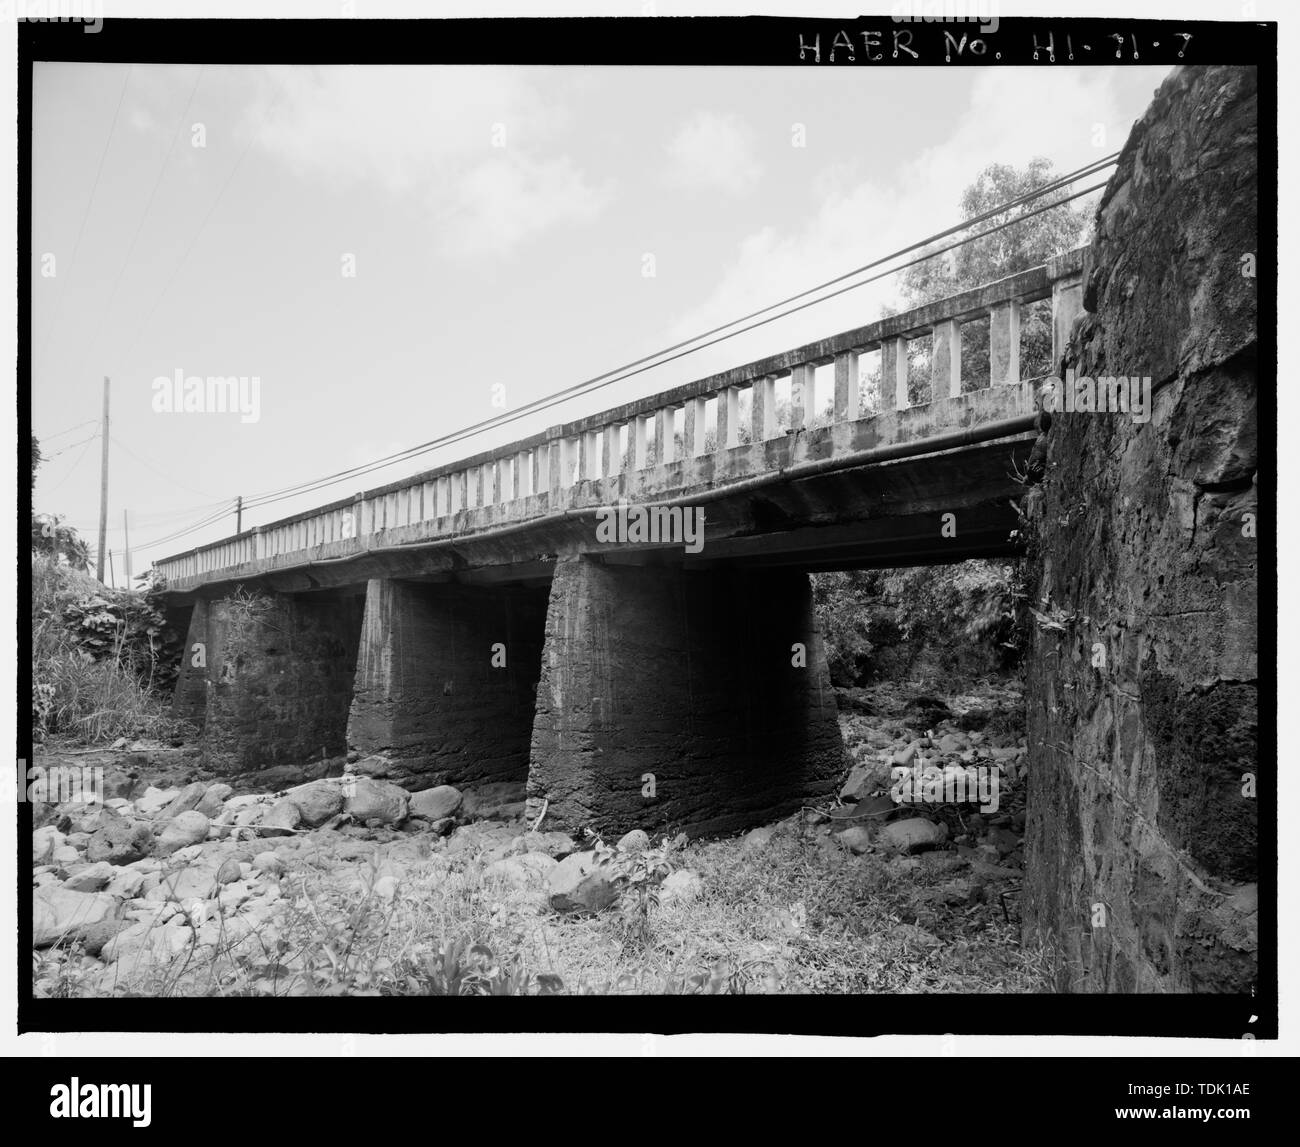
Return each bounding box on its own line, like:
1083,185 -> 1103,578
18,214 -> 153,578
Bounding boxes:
154,248 -> 1085,587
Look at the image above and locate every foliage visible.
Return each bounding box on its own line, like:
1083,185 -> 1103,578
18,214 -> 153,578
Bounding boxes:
31,554 -> 186,743
591,834 -> 675,947
813,561 -> 1028,684
31,513 -> 91,571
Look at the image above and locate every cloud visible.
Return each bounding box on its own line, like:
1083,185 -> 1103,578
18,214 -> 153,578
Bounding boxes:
247,66 -> 608,257
661,68 -> 1155,374
663,111 -> 761,195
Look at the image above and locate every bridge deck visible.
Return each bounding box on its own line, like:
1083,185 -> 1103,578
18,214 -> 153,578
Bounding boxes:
156,249 -> 1084,595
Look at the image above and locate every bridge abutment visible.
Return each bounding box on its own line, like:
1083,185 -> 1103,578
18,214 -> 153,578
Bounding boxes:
346,578 -> 548,789
527,557 -> 845,838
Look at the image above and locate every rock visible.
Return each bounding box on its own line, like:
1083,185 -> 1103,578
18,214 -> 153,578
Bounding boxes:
215,857 -> 243,885
986,827 -> 1020,857
284,779 -> 345,827
80,918 -> 131,957
86,818 -> 154,865
460,781 -> 528,821
259,799 -> 302,837
521,830 -> 576,858
105,868 -> 145,898
840,763 -> 888,802
879,818 -> 949,854
194,783 -> 233,818
936,733 -> 966,754
741,826 -> 776,851
892,742 -> 920,767
956,708 -> 991,731
428,817 -> 455,837
157,864 -> 220,902
487,853 -> 558,890
409,785 -> 462,821
837,826 -> 873,855
547,850 -> 617,914
51,843 -> 81,864
659,868 -> 704,906
61,862 -> 116,893
134,786 -> 180,816
251,851 -> 286,877
154,781 -> 209,821
617,829 -> 650,853
343,777 -> 409,825
33,886 -> 119,947
155,811 -> 210,856
33,825 -> 65,864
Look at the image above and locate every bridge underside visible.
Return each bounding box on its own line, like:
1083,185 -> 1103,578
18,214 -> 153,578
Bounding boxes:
167,432 -> 1032,835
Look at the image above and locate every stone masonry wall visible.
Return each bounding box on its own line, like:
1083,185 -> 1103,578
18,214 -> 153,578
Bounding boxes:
528,558 -> 846,838
1022,65 -> 1259,992
197,591 -> 365,776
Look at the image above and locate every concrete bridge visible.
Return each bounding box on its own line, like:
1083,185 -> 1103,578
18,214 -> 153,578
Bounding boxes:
156,249 -> 1085,837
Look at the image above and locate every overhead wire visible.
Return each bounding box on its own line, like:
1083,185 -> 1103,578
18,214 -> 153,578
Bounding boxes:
238,168 -> 1112,516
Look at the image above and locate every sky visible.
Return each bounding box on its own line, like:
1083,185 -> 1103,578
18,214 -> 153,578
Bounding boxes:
30,61 -> 1174,578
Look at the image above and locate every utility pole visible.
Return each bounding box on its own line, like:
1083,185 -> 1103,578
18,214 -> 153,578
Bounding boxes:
107,550 -> 115,589
235,495 -> 242,534
95,376 -> 110,584
122,509 -> 132,583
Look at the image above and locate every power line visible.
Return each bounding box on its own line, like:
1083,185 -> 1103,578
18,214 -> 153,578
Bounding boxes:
42,433 -> 99,495
238,167 -> 1111,516
41,431 -> 99,460
37,418 -> 97,442
110,433 -> 219,499
127,501 -> 237,553
33,65 -> 134,372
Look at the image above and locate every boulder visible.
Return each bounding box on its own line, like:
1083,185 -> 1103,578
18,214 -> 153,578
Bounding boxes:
521,830 -> 577,858
33,825 -> 65,864
251,851 -> 286,878
460,781 -> 528,821
837,827 -> 874,855
155,811 -> 211,857
343,777 -> 409,825
409,785 -> 462,821
879,818 -> 949,854
659,868 -> 704,906
133,786 -> 180,816
487,853 -> 558,890
155,781 -> 210,822
61,861 -> 116,893
33,886 -> 119,947
194,783 -> 233,818
86,818 -> 154,865
617,829 -> 650,853
284,780 -> 345,828
259,799 -> 302,837
547,850 -> 617,914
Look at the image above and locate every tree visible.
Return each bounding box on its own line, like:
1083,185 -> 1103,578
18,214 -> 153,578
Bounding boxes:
897,157 -> 1090,391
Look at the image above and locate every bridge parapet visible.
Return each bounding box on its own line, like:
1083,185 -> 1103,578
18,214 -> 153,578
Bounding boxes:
156,248 -> 1084,592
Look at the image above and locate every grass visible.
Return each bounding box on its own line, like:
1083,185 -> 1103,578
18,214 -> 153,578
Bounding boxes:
31,554 -> 183,745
